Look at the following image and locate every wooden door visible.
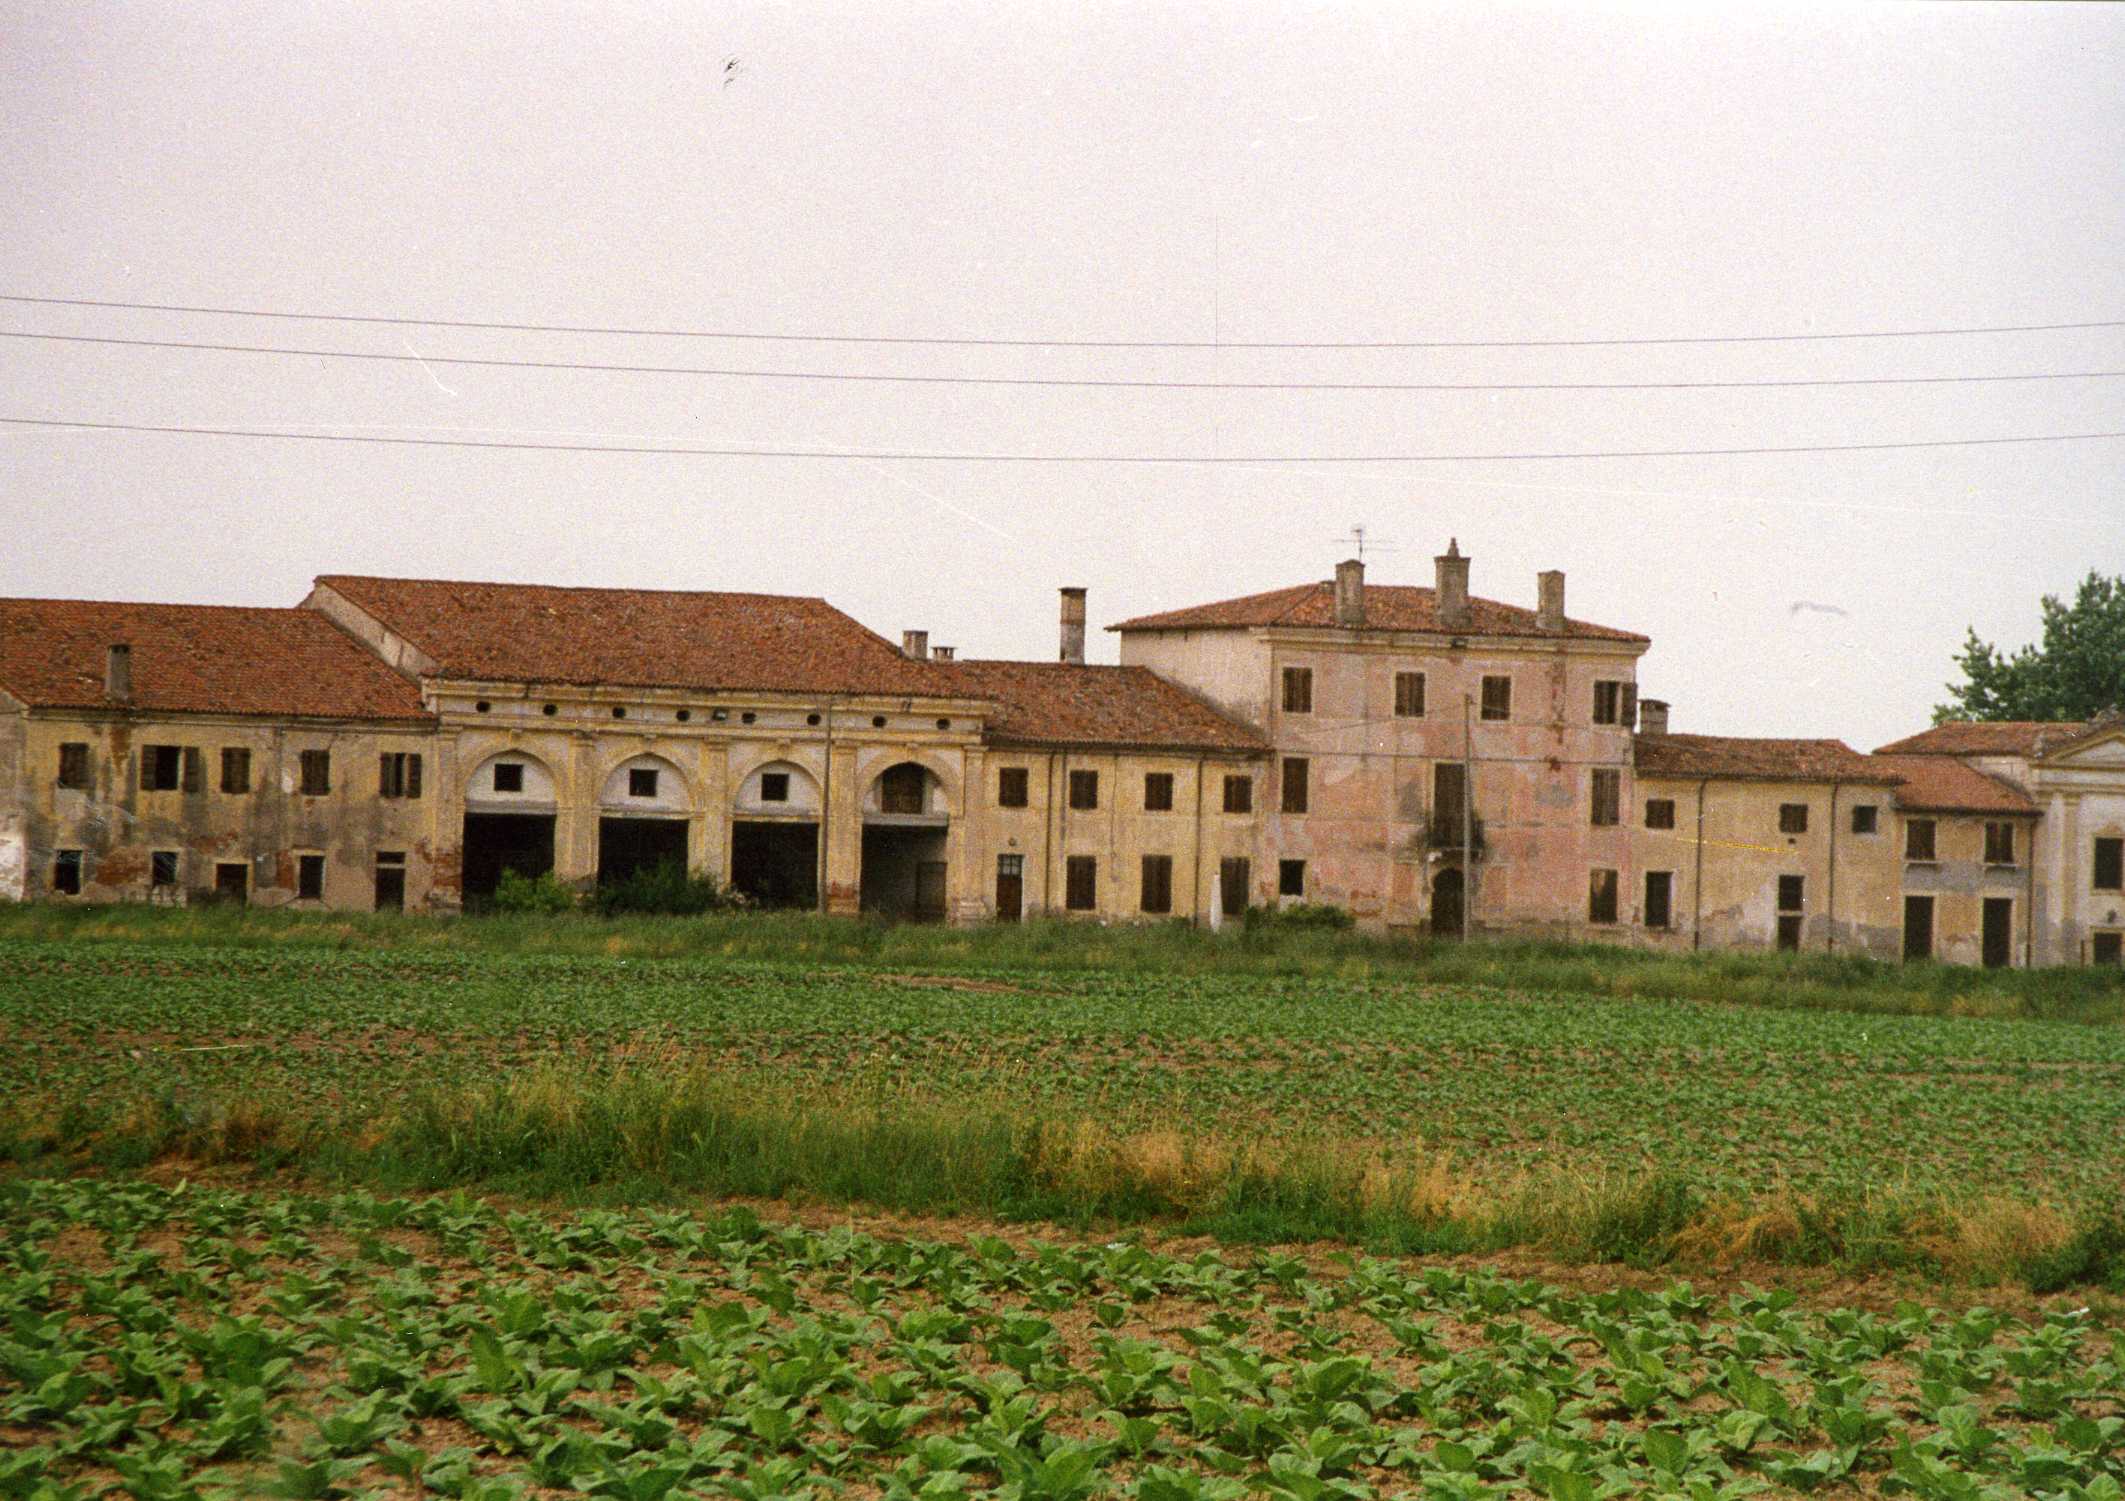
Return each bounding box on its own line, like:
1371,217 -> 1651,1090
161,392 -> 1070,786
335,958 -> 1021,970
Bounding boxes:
1982,898 -> 2012,969
995,855 -> 1023,921
1903,895 -> 1933,961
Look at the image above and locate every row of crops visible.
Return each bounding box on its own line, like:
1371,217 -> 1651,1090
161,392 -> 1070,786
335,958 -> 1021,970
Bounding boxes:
4,1177 -> 2123,1500
5,940 -> 2124,1204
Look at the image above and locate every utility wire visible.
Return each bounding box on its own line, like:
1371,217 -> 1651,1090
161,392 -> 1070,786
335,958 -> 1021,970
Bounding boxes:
8,414 -> 2124,462
5,292 -> 2122,349
6,328 -> 2122,392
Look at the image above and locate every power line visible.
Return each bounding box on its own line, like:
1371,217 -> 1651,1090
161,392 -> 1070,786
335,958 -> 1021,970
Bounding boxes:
8,414 -> 2123,462
5,291 -> 2122,349
6,327 -> 2122,392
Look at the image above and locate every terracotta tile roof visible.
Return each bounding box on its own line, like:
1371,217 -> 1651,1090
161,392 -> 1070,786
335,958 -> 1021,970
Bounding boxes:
0,599 -> 432,722
1870,754 -> 2037,815
1634,733 -> 1896,784
940,659 -> 1269,754
1110,580 -> 1648,642
317,575 -> 961,699
1874,721 -> 2090,757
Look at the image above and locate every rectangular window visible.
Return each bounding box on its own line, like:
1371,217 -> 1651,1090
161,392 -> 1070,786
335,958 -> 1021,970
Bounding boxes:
629,767 -> 659,799
1644,797 -> 1675,830
298,854 -> 325,901
1778,803 -> 1809,834
380,752 -> 424,799
879,764 -> 926,814
996,767 -> 1028,808
53,850 -> 83,895
1984,821 -> 2016,866
1434,761 -> 1468,827
1851,804 -> 1878,835
492,762 -> 525,794
1068,769 -> 1099,811
1281,666 -> 1313,714
1588,868 -> 1618,924
1065,855 -> 1097,912
1906,818 -> 1937,862
299,750 -> 331,796
142,744 -> 182,791
760,771 -> 790,803
1219,857 -> 1250,917
1222,774 -> 1252,814
1140,854 -> 1173,914
57,742 -> 90,790
1590,768 -> 1620,827
1280,757 -> 1309,814
2096,837 -> 2125,891
1777,874 -> 1804,911
151,851 -> 178,889
1644,871 -> 1673,929
1278,859 -> 1306,898
1394,671 -> 1425,718
2094,932 -> 2123,966
375,854 -> 406,913
1480,675 -> 1511,721
1593,680 -> 1623,725
1144,772 -> 1175,812
220,747 -> 251,795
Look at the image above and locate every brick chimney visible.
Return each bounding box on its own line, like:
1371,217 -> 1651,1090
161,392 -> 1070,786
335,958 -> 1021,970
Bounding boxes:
1333,558 -> 1365,628
1536,570 -> 1565,632
1059,587 -> 1087,665
1638,698 -> 1670,736
1434,539 -> 1471,630
932,645 -> 955,661
901,629 -> 929,660
105,643 -> 132,703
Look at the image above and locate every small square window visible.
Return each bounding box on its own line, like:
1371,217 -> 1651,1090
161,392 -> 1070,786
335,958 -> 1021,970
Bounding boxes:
1222,775 -> 1252,814
1644,798 -> 1675,830
2094,932 -> 2123,966
379,752 -> 423,799
53,850 -> 83,895
298,854 -> 325,901
760,771 -> 790,803
997,767 -> 1029,808
1480,676 -> 1511,721
151,851 -> 178,888
1851,805 -> 1878,835
1144,772 -> 1174,812
142,745 -> 183,792
1281,666 -> 1313,714
1068,770 -> 1099,811
1984,821 -> 2016,866
492,762 -> 526,794
1907,819 -> 1937,863
299,750 -> 331,796
1778,803 -> 1808,835
629,767 -> 659,799
1065,855 -> 1097,911
57,742 -> 90,790
220,748 -> 251,795
1278,859 -> 1306,898
1394,671 -> 1425,718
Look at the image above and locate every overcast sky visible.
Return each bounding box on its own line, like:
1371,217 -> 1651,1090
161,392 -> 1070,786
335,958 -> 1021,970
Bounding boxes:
3,1 -> 2120,750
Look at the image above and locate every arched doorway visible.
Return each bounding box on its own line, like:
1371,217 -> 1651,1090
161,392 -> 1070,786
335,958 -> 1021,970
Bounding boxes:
1431,867 -> 1464,938
861,761 -> 949,920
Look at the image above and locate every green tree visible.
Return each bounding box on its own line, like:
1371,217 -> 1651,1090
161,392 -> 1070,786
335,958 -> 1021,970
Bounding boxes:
1935,571 -> 2125,722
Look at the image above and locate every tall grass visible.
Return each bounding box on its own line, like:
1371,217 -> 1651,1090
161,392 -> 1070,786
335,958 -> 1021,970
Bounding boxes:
3,902 -> 2120,1024
9,1066 -> 2121,1291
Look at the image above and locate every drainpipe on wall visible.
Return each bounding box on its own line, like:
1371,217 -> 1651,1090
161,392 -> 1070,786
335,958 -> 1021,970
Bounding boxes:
1192,758 -> 1205,927
817,696 -> 835,914
2025,822 -> 2036,967
1461,692 -> 1474,941
1826,782 -> 1839,955
1692,778 -> 1708,951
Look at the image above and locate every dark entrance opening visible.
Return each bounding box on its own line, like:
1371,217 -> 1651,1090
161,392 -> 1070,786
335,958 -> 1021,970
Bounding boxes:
375,866 -> 405,912
861,825 -> 948,920
463,812 -> 557,904
598,817 -> 688,887
1431,867 -> 1464,938
214,862 -> 249,904
731,820 -> 817,909
1982,897 -> 2013,969
1903,894 -> 1934,961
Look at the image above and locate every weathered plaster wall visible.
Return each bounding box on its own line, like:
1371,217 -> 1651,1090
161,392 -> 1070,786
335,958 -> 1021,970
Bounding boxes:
0,697 -> 26,902
1116,631 -> 1271,729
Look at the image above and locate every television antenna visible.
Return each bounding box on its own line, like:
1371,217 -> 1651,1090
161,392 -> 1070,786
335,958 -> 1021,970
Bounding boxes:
1333,524 -> 1402,562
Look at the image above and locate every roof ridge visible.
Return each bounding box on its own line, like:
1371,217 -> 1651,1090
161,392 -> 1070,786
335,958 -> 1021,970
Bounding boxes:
319,573 -> 833,606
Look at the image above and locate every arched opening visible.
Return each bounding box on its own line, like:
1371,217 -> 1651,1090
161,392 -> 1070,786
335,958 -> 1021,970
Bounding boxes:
1430,867 -> 1465,939
861,761 -> 949,920
597,754 -> 690,889
462,752 -> 558,905
730,760 -> 820,910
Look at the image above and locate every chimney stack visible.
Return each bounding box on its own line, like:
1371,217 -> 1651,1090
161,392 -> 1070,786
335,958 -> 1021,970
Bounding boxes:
1333,558 -> 1366,628
901,629 -> 929,660
932,645 -> 955,661
1536,570 -> 1565,632
1058,587 -> 1087,665
1638,698 -> 1670,736
105,643 -> 132,703
1434,539 -> 1471,630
